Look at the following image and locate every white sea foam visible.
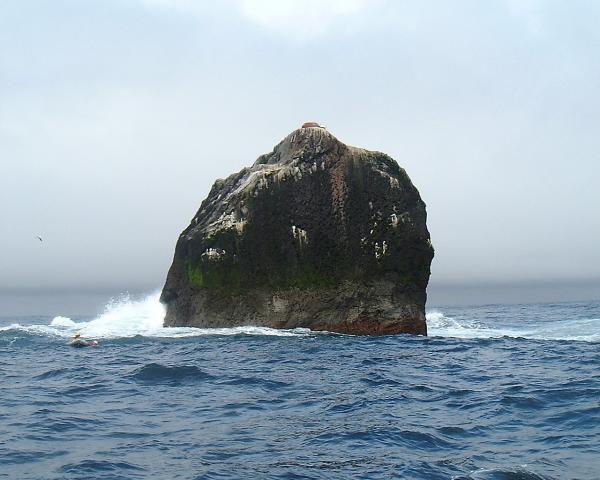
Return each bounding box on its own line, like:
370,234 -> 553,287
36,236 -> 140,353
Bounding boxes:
1,292 -> 313,340
49,316 -> 77,327
426,309 -> 600,342
2,293 -> 598,342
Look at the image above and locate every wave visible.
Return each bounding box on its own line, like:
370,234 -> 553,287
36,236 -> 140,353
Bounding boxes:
2,291 -> 598,342
130,363 -> 215,384
454,466 -> 554,480
426,310 -> 600,342
0,292 -> 313,340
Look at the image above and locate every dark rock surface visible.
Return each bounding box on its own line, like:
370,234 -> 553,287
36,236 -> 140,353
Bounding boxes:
161,126 -> 434,335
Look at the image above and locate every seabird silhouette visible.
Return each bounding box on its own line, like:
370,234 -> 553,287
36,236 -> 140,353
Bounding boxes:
37,236 -> 43,242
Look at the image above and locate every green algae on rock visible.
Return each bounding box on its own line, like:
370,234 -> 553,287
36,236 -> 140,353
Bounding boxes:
160,126 -> 434,335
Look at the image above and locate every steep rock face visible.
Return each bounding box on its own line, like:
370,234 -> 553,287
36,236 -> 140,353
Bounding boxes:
161,127 -> 434,335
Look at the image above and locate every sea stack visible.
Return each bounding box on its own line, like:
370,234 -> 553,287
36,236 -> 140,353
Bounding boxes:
161,125 -> 434,335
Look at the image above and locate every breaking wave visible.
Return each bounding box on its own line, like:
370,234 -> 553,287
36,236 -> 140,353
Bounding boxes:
2,292 -> 598,342
0,292 -> 313,340
426,309 -> 600,342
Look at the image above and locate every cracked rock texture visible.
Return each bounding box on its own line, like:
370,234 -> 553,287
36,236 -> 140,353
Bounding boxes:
161,127 -> 434,335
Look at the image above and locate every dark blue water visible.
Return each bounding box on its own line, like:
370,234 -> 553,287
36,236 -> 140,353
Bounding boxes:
1,297 -> 599,479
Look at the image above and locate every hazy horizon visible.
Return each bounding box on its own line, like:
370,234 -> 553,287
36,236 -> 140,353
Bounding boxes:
2,279 -> 599,317
2,0 -> 599,312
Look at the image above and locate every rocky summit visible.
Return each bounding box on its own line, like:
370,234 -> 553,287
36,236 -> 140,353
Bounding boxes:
160,125 -> 434,335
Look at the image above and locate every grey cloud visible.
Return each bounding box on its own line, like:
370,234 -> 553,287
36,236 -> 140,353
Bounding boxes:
1,0 -> 599,306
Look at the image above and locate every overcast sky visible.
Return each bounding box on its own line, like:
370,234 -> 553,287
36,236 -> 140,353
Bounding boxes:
1,0 -> 599,307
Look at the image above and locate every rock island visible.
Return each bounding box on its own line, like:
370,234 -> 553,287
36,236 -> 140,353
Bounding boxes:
161,124 -> 434,335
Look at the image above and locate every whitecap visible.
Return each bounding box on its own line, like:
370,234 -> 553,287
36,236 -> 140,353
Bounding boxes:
2,292 -> 315,340
426,309 -> 600,342
50,316 -> 76,327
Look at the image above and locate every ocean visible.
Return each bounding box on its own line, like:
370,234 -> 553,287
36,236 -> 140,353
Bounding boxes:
1,294 -> 599,479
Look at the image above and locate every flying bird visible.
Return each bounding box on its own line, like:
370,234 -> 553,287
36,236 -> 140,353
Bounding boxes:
36,236 -> 43,242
